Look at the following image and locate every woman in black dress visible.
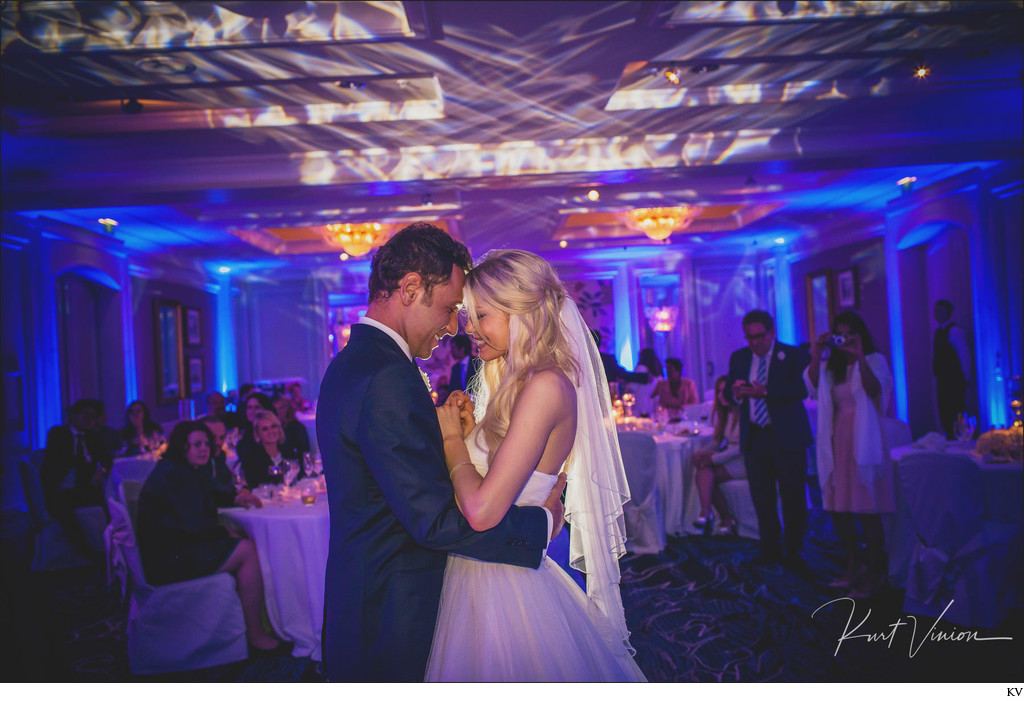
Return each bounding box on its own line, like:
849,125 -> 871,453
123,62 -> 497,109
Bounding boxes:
239,410 -> 299,488
137,420 -> 290,655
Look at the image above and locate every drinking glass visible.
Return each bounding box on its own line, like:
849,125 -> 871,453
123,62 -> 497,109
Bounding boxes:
302,452 -> 315,478
954,413 -> 977,443
622,393 -> 636,418
283,459 -> 300,486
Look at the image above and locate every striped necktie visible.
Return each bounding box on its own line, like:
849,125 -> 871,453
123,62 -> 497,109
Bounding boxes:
753,354 -> 769,427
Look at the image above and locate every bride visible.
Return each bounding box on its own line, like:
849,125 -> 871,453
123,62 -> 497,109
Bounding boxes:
425,249 -> 646,682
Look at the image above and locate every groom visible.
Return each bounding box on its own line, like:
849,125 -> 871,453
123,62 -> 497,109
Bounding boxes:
318,223 -> 565,682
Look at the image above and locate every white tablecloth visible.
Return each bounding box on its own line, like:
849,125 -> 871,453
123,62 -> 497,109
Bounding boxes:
106,456 -> 159,503
220,496 -> 329,660
648,425 -> 713,537
888,443 -> 1023,586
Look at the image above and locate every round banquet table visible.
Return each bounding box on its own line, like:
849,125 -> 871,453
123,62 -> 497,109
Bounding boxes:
220,496 -> 329,660
638,424 -> 713,538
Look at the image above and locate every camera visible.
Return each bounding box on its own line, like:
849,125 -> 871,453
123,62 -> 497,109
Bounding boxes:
829,334 -> 846,347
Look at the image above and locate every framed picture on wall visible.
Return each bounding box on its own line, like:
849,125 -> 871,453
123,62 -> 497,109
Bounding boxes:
188,356 -> 204,396
185,307 -> 202,346
837,267 -> 858,309
154,300 -> 184,404
806,270 -> 834,340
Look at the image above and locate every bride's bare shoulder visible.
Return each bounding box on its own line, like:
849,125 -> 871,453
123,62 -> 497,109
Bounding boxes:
517,368 -> 576,410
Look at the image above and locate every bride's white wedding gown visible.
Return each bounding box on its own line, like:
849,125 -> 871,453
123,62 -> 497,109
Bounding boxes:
425,428 -> 646,682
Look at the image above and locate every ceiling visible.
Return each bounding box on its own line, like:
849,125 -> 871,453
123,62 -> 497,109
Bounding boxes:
2,1 -> 1021,272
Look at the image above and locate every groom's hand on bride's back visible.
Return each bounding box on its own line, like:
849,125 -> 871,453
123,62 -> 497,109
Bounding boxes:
542,472 -> 568,541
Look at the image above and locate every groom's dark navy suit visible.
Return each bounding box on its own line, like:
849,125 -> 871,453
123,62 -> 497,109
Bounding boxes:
723,341 -> 812,561
318,323 -> 549,681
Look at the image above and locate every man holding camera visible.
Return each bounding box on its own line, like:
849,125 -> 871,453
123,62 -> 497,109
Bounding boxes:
724,310 -> 812,569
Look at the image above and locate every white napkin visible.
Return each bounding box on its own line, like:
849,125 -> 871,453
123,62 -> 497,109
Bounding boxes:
912,432 -> 947,451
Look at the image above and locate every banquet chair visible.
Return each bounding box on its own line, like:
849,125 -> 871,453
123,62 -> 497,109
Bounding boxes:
882,417 -> 912,449
104,480 -> 144,599
17,450 -> 92,571
617,432 -> 666,554
105,498 -> 248,674
898,452 -> 1022,629
718,480 -> 760,539
683,401 -> 714,422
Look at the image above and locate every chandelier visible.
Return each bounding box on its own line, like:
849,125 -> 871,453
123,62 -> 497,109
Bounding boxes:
322,221 -> 392,257
645,306 -> 678,332
623,205 -> 702,241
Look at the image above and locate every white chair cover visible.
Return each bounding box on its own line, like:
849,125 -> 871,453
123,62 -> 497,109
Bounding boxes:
106,498 -> 248,674
683,401 -> 714,422
898,452 -> 1022,629
617,432 -> 666,554
18,451 -> 91,571
882,418 -> 912,449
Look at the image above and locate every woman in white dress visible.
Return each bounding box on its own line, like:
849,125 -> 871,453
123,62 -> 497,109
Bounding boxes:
425,249 -> 646,682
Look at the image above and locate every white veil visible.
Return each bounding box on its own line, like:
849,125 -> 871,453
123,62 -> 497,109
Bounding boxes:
559,296 -> 635,655
470,296 -> 634,655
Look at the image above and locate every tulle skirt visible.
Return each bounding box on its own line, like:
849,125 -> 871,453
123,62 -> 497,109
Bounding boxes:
425,554 -> 646,682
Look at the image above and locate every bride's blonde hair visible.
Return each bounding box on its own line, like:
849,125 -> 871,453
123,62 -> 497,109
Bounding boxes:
463,250 -> 579,464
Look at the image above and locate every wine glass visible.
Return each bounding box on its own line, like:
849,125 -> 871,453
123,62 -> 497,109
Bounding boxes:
302,452 -> 315,478
954,413 -> 976,444
283,459 -> 300,487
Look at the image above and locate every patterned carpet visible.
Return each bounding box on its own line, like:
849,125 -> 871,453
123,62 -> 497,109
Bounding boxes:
2,499 -> 1020,683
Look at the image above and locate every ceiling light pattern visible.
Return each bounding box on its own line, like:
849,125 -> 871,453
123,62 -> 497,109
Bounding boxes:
298,129 -> 785,186
668,1 -> 953,24
0,1 -> 414,53
622,206 -> 703,242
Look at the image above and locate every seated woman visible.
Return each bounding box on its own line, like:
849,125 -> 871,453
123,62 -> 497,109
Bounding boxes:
136,421 -> 290,656
651,358 -> 699,418
239,410 -> 299,488
234,392 -> 274,464
119,400 -> 165,456
691,376 -> 745,535
273,395 -> 311,455
631,347 -> 662,418
285,381 -> 312,413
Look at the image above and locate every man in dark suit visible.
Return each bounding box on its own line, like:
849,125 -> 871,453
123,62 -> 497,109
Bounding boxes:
447,333 -> 478,393
41,398 -> 113,556
317,223 -> 565,682
723,310 -> 812,568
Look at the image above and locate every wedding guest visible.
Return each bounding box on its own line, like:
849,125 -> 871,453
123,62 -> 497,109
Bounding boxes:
40,399 -> 112,557
273,395 -> 311,455
933,299 -> 972,438
652,358 -> 698,416
631,347 -> 662,417
239,410 -> 299,488
235,392 -> 274,463
691,376 -> 744,535
724,310 -> 812,569
205,391 -> 237,430
136,421 -> 286,656
87,400 -> 124,457
199,414 -> 248,501
447,334 -> 478,393
119,400 -> 164,456
285,381 -> 312,413
591,329 -> 648,388
805,311 -> 894,597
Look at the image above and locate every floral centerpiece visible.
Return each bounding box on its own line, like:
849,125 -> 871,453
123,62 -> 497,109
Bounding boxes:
975,426 -> 1023,461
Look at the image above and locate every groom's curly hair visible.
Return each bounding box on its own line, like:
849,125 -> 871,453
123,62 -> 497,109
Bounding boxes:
367,222 -> 472,304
